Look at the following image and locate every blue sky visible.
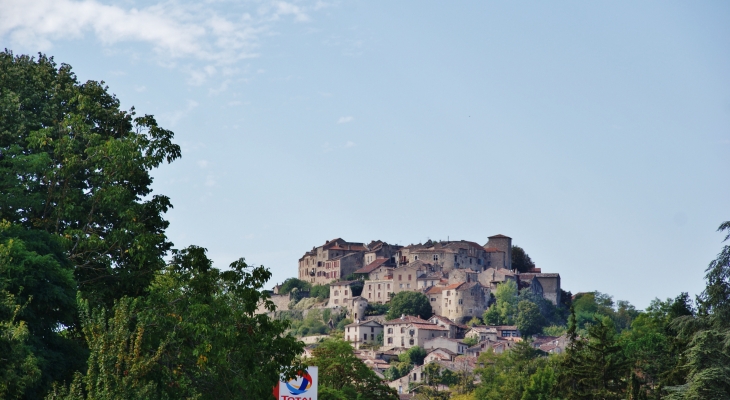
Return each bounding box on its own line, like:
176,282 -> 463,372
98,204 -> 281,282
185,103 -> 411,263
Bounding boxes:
2,0 -> 728,308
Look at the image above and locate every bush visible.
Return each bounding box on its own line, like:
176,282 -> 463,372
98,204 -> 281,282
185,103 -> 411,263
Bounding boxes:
310,284 -> 330,300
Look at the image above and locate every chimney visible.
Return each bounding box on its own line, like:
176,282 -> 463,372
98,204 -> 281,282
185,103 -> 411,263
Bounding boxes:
401,314 -> 405,320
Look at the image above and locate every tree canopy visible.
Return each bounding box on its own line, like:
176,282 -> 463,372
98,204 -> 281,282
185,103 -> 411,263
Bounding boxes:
386,291 -> 433,320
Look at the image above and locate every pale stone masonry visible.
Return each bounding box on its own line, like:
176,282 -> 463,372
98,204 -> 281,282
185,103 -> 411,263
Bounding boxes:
297,233 -> 563,323
345,319 -> 383,349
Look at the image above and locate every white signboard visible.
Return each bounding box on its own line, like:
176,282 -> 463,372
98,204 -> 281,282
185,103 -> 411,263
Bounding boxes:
277,366 -> 318,400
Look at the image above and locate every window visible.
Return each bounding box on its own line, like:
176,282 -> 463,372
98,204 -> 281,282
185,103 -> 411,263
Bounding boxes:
446,291 -> 450,296
347,335 -> 350,341
414,255 -> 418,260
371,327 -> 374,332
454,255 -> 458,262
363,334 -> 367,340
371,334 -> 374,340
347,327 -> 350,332
377,284 -> 381,289
399,284 -> 403,288
409,329 -> 415,336
409,339 -> 415,346
388,328 -> 393,334
401,327 -> 405,333
387,284 -> 391,289
344,290 -> 348,295
470,258 -> 472,264
408,274 -> 411,280
478,259 -> 482,265
398,275 -> 402,281
368,284 -> 372,290
431,298 -> 435,302
407,284 -> 410,288
368,293 -> 371,299
459,299 -> 463,305
334,299 -> 339,304
378,293 -> 381,298
433,254 -> 438,261
388,337 -> 393,344
334,290 -> 339,296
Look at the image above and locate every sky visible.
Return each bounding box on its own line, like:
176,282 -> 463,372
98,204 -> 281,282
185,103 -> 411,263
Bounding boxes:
2,0 -> 728,309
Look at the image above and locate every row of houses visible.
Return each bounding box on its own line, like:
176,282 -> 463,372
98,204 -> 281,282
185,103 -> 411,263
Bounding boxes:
339,313 -> 568,396
298,235 -> 514,286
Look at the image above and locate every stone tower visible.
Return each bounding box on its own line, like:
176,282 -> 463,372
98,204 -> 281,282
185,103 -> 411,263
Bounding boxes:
485,234 -> 512,270
349,296 -> 368,321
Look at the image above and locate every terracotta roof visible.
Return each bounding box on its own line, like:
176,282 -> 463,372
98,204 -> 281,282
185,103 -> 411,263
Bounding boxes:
345,319 -> 383,327
426,286 -> 445,294
354,258 -> 392,274
443,283 -> 463,290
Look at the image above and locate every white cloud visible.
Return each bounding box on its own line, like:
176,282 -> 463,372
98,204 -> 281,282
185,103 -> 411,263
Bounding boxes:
337,116 -> 353,124
344,141 -> 355,148
0,0 -> 319,84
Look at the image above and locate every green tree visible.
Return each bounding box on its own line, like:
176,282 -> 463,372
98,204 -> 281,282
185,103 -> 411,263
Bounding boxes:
0,51 -> 181,307
49,246 -> 305,400
279,278 -> 311,295
399,346 -> 427,366
309,338 -> 398,400
310,284 -> 330,300
516,300 -> 546,337
666,221 -> 730,399
386,291 -> 433,320
0,222 -> 85,399
483,280 -> 518,325
0,291 -> 41,399
511,246 -> 536,273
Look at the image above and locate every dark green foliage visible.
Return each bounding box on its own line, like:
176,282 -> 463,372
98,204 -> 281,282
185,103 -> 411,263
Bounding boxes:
399,346 -> 427,366
511,246 -> 536,273
665,221 -> 730,399
309,339 -> 398,400
279,277 -> 311,295
0,51 -> 180,307
475,340 -> 555,400
386,291 -> 432,320
0,291 -> 41,399
516,300 -> 545,337
366,302 -> 390,316
0,222 -> 85,399
49,246 -> 305,400
310,284 -> 330,300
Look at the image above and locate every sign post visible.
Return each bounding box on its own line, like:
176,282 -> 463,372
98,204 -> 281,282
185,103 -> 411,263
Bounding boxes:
277,366 -> 318,400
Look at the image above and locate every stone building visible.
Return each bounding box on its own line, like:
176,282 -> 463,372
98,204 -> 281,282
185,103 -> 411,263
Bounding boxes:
517,272 -> 562,305
345,319 -> 383,349
383,315 -> 448,349
328,280 -> 362,307
441,281 -> 490,323
363,241 -> 401,265
423,337 -> 470,354
483,234 -> 512,270
298,238 -> 368,284
353,257 -> 396,280
395,240 -> 490,272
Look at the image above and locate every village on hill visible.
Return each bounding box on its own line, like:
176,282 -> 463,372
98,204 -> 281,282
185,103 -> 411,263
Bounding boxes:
260,234 -> 569,395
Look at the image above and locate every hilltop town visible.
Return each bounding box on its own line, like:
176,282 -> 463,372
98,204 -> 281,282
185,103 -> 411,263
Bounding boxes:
262,234 -> 567,394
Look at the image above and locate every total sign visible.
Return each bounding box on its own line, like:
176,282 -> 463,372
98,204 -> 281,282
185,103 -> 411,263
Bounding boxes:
277,367 -> 318,400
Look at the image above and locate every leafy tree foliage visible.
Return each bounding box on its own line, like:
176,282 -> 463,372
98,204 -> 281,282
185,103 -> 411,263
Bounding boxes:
386,291 -> 433,320
400,346 -> 427,366
308,338 -> 398,400
279,277 -> 311,295
475,340 -> 555,400
0,291 -> 41,399
516,300 -> 545,337
310,284 -> 330,299
0,222 -> 85,399
665,221 -> 730,399
0,51 -> 181,307
49,246 -> 305,400
483,280 -> 518,325
366,302 -> 390,316
511,246 -> 536,273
